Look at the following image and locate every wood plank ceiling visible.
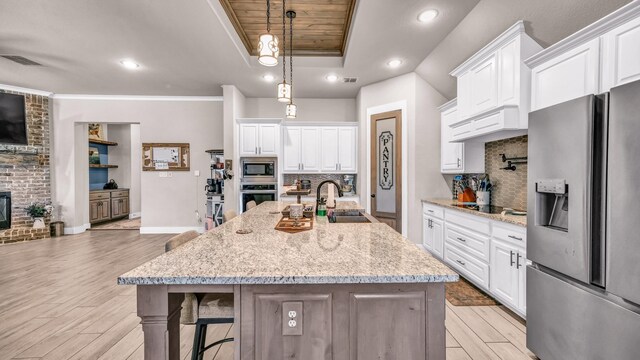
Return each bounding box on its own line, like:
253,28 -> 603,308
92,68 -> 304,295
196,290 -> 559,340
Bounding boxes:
219,0 -> 357,56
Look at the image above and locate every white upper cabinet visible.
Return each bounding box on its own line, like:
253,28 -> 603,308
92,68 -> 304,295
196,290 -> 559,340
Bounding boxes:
602,15 -> 640,91
238,122 -> 280,157
337,127 -> 357,172
284,124 -> 358,174
526,2 -> 640,110
439,99 -> 484,174
449,21 -> 543,142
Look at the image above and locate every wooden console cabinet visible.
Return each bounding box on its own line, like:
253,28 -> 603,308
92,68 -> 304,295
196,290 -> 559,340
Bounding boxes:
90,189 -> 129,224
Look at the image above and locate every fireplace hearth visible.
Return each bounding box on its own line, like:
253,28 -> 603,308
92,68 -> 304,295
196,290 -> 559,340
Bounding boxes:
0,192 -> 10,230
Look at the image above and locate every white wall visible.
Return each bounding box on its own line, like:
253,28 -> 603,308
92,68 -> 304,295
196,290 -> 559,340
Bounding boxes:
357,73 -> 450,243
244,98 -> 357,122
51,98 -> 223,233
107,123 -> 142,217
222,85 -> 246,213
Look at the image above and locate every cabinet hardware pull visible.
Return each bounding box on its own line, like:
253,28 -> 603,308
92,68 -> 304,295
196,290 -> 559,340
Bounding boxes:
508,235 -> 523,241
516,253 -> 522,269
259,147 -> 261,154
339,164 -> 342,170
456,260 -> 466,266
457,237 -> 466,242
255,147 -> 258,154
336,164 -> 338,171
457,158 -> 461,167
510,251 -> 515,266
427,210 -> 434,213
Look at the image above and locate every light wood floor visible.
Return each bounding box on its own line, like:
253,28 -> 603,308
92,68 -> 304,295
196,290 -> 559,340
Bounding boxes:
0,230 -> 536,360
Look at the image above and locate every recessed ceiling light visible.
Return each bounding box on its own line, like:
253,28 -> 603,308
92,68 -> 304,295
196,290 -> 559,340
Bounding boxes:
418,9 -> 439,23
387,59 -> 403,68
326,74 -> 339,82
119,59 -> 140,70
263,74 -> 275,82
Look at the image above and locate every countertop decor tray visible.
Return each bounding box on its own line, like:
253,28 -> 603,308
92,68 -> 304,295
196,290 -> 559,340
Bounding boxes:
275,216 -> 314,233
281,205 -> 315,219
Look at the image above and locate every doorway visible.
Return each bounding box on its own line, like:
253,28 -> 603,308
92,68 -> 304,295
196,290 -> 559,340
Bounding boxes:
370,110 -> 402,232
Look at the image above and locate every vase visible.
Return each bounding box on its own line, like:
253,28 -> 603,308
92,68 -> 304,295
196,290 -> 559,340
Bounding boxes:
32,217 -> 45,229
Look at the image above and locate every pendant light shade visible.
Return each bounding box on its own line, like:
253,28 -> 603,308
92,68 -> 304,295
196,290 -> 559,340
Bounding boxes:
277,82 -> 291,102
286,103 -> 297,118
257,0 -> 278,67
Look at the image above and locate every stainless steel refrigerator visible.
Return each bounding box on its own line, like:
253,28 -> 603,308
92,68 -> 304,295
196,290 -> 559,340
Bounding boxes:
527,79 -> 640,360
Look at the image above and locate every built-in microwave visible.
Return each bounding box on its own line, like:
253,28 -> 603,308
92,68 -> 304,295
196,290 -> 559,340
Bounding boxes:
240,158 -> 277,182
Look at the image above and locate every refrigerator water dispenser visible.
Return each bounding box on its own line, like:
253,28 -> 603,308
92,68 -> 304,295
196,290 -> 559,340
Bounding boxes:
535,179 -> 568,231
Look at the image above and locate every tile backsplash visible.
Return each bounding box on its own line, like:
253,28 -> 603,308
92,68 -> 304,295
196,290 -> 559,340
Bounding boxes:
282,174 -> 357,194
485,135 -> 528,210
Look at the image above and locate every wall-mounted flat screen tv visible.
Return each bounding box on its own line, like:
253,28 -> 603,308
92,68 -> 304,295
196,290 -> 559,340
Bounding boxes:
0,93 -> 28,145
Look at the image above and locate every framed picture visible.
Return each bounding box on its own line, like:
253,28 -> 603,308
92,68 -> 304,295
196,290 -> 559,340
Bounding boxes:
88,123 -> 104,141
89,147 -> 101,164
142,143 -> 190,171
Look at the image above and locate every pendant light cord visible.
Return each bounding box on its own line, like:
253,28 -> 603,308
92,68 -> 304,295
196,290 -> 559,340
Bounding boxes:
282,0 -> 287,83
289,11 -> 293,100
266,0 -> 271,32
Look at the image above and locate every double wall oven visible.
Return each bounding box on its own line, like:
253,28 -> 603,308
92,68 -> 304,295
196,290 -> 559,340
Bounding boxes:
240,157 -> 278,212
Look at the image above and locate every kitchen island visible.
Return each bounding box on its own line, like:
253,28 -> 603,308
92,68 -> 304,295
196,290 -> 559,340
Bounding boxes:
118,201 -> 458,360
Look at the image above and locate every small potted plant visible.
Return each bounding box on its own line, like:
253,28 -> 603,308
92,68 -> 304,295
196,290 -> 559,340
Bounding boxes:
25,202 -> 53,229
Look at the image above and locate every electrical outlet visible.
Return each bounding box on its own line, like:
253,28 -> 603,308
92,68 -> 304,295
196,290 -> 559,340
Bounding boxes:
194,170 -> 200,177
159,172 -> 168,178
282,302 -> 303,336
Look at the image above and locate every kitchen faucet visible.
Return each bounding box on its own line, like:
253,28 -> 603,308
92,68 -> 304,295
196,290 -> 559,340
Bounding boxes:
316,180 -> 344,214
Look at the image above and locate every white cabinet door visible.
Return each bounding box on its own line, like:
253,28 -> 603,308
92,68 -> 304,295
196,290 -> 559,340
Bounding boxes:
602,16 -> 640,91
457,73 -> 473,120
470,54 -> 498,116
282,127 -> 301,172
300,127 -> 321,171
441,107 -> 463,173
338,127 -> 357,172
490,239 -> 520,309
258,124 -> 279,155
531,38 -> 600,111
423,215 -> 433,252
239,124 -> 259,156
518,255 -> 527,314
498,37 -> 519,105
320,127 -> 339,172
431,218 -> 444,259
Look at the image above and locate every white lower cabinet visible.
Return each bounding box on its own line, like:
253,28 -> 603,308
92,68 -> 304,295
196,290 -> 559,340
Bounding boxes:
423,214 -> 444,259
421,203 -> 527,317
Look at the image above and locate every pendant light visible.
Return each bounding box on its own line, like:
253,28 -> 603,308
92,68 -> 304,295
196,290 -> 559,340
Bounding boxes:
277,0 -> 291,102
257,0 -> 279,67
285,10 -> 297,118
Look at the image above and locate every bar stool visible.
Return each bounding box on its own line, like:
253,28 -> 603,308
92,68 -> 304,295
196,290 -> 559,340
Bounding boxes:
246,200 -> 257,211
164,231 -> 234,360
223,210 -> 237,222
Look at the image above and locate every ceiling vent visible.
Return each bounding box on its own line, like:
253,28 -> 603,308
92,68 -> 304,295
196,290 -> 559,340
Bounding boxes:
1,55 -> 42,66
342,77 -> 358,83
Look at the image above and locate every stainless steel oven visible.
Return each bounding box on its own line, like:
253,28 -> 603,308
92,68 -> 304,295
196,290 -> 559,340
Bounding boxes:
240,183 -> 277,212
240,157 -> 277,183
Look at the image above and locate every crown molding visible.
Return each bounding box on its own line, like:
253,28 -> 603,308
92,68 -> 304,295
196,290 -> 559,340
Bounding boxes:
450,21 -> 526,77
525,1 -> 640,68
0,84 -> 53,96
51,94 -> 224,101
437,98 -> 457,112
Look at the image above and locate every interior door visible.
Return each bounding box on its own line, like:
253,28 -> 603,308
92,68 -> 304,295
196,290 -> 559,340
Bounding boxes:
370,110 -> 402,232
607,79 -> 640,305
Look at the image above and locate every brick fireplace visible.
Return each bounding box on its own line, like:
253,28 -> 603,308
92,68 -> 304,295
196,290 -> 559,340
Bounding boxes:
0,90 -> 51,244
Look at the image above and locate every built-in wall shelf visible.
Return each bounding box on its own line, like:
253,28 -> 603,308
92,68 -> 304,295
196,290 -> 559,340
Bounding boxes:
89,164 -> 118,169
89,139 -> 118,146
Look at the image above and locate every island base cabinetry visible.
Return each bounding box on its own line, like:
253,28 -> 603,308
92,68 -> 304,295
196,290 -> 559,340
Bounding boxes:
240,283 -> 445,360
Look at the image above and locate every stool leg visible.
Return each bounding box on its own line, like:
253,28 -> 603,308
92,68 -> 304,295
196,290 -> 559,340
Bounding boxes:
191,323 -> 202,360
198,324 -> 207,360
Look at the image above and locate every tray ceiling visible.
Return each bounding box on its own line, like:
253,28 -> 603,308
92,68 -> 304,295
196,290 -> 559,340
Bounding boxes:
219,0 -> 357,56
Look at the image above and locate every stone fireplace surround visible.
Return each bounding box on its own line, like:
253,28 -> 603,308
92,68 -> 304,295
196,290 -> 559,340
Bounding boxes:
0,90 -> 51,244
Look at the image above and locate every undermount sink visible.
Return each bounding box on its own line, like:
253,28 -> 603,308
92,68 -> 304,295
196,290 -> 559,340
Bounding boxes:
328,211 -> 372,224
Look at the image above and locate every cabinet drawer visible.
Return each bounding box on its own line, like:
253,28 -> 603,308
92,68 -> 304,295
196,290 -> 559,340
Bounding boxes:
110,190 -> 129,198
422,203 -> 444,219
89,191 -> 110,201
445,244 -> 489,290
446,224 -> 490,263
445,209 -> 491,235
492,222 -> 526,245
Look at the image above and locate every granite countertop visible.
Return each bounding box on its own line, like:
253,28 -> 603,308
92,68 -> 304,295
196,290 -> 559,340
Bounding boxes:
118,201 -> 458,285
422,199 -> 527,227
